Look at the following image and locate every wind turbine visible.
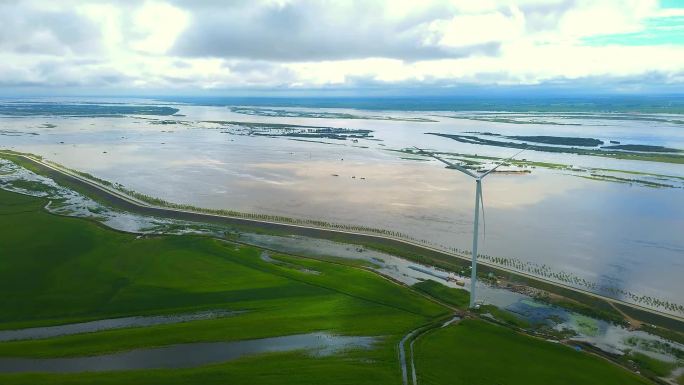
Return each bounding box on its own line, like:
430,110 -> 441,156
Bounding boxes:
414,146 -> 526,308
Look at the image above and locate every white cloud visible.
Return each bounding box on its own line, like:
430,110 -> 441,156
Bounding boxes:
130,1 -> 189,54
0,0 -> 681,92
556,0 -> 657,39
428,6 -> 526,47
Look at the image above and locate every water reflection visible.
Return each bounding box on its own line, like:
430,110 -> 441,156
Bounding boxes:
0,333 -> 376,373
0,310 -> 241,342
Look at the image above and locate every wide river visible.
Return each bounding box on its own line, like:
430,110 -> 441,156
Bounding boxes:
1,99 -> 683,315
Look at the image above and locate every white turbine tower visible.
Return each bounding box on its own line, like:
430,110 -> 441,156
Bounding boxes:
414,146 -> 526,308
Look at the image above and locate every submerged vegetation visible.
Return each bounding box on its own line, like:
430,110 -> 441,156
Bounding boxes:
202,120 -> 373,140
532,293 -> 627,325
601,144 -> 683,153
390,148 -> 684,189
581,173 -> 677,188
478,253 -> 684,315
463,132 -> 604,146
230,106 -> 436,122
447,110 -> 684,124
506,135 -> 604,147
621,352 -> 678,378
451,115 -> 583,125
426,133 -> 684,164
476,305 -> 532,329
0,129 -> 39,137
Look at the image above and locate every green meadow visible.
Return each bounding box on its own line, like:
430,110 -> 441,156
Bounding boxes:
414,319 -> 650,385
0,188 -> 654,384
0,188 -> 444,383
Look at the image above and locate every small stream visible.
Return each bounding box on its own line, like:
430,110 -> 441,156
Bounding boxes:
0,310 -> 241,342
0,333 -> 376,373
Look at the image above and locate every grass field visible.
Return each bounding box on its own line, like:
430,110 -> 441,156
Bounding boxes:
412,279 -> 469,309
0,188 -> 445,384
475,304 -> 532,329
414,319 -> 650,385
0,187 -> 656,384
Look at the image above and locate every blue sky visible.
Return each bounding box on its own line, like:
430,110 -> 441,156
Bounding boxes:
0,0 -> 682,96
583,1 -> 684,46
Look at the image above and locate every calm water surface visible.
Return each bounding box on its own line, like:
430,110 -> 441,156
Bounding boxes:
0,332 -> 376,373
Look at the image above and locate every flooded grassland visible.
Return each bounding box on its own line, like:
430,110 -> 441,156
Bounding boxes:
1,100 -> 683,318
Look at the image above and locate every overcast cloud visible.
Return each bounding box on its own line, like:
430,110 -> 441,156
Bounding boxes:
0,0 -> 682,93
171,1 -> 501,61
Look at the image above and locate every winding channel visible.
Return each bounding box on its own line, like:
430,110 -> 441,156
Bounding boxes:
0,333 -> 376,373
0,310 -> 241,342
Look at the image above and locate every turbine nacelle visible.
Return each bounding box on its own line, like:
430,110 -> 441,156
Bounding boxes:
412,146 -> 526,180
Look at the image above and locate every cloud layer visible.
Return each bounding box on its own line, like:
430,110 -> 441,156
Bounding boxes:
1,0 -> 682,93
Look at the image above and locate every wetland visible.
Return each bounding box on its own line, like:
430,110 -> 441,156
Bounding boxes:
1,98 -> 683,319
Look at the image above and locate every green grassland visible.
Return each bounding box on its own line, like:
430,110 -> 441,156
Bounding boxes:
0,188 -> 445,383
414,319 -> 650,385
476,304 -> 532,329
0,187 -> 658,384
412,280 -> 470,309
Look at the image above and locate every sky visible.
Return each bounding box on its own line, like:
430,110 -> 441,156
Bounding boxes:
0,0 -> 683,96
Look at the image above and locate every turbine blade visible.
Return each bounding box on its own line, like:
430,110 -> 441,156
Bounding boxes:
448,162 -> 480,179
413,146 -> 456,167
480,147 -> 529,178
413,146 -> 478,178
479,184 -> 486,243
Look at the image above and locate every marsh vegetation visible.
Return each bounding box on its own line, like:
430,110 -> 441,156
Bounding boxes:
230,106 -> 437,122
427,133 -> 684,164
